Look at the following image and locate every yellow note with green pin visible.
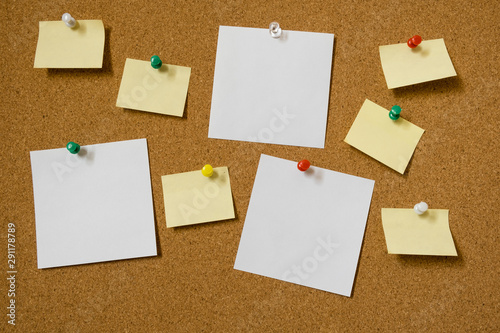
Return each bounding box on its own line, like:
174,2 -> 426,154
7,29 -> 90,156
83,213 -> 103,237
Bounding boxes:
344,99 -> 424,174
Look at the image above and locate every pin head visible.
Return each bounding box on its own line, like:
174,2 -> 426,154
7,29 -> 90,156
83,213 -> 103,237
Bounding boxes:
66,142 -> 80,154
269,22 -> 282,38
297,160 -> 310,172
414,202 -> 428,215
389,105 -> 401,120
201,164 -> 213,177
407,35 -> 422,48
62,13 -> 76,28
151,55 -> 162,69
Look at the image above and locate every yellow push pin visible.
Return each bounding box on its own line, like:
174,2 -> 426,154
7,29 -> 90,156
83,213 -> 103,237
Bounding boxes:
201,164 -> 213,177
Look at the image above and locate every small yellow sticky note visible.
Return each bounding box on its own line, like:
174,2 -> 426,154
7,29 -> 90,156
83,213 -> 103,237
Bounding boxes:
381,208 -> 457,256
116,58 -> 191,117
379,38 -> 457,89
344,99 -> 424,174
34,20 -> 105,68
161,167 -> 235,228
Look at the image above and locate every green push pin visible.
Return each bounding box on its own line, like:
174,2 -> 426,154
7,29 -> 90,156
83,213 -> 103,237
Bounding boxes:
66,142 -> 80,154
389,105 -> 401,120
150,55 -> 162,69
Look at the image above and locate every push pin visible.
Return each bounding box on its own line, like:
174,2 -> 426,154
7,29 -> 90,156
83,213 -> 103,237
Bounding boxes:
66,142 -> 80,154
61,13 -> 77,28
201,164 -> 213,177
297,159 -> 310,172
407,35 -> 422,49
269,22 -> 282,38
414,202 -> 428,215
151,55 -> 162,69
389,105 -> 401,120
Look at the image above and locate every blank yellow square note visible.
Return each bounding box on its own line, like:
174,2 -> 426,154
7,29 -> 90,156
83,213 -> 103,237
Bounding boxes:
116,58 -> 191,117
34,20 -> 105,68
379,38 -> 457,89
161,167 -> 235,228
344,99 -> 424,174
381,208 -> 457,256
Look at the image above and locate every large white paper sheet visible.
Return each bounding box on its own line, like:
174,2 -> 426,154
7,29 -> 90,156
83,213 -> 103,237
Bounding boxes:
234,154 -> 375,296
30,138 -> 157,269
209,26 -> 334,148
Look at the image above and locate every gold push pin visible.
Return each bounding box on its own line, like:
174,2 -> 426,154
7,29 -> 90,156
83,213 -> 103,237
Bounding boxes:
201,164 -> 213,177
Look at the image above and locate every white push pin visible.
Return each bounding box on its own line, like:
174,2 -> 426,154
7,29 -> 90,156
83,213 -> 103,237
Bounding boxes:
62,13 -> 77,28
269,22 -> 282,38
414,202 -> 428,215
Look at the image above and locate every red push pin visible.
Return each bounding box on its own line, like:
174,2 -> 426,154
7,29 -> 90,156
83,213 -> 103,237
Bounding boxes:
407,35 -> 422,48
297,159 -> 311,172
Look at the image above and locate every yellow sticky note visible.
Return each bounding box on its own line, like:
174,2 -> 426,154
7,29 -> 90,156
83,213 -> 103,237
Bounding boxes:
34,20 -> 105,68
161,167 -> 235,228
381,208 -> 457,256
344,99 -> 424,174
379,38 -> 457,89
116,58 -> 191,117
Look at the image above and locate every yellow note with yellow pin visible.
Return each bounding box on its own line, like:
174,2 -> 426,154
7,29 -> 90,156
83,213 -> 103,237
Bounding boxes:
161,165 -> 235,228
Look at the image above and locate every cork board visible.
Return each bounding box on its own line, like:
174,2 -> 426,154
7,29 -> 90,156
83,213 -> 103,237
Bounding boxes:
1,0 -> 499,331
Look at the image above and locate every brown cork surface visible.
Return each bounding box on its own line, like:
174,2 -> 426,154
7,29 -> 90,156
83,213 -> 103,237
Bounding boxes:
1,0 -> 499,331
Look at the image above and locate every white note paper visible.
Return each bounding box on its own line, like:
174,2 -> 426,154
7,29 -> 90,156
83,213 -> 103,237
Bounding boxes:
234,154 -> 375,296
30,139 -> 157,269
209,26 -> 334,148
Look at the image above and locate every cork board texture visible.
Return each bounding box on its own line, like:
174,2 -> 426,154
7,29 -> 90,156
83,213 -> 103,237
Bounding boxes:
1,0 -> 499,331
